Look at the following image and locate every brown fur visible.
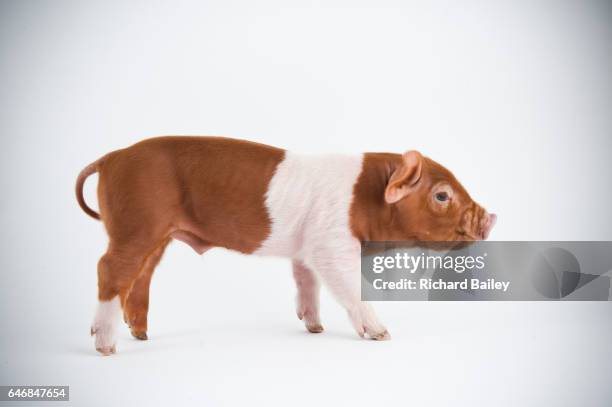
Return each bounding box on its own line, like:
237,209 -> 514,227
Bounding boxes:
78,137 -> 492,342
350,152 -> 491,242
76,136 -> 285,336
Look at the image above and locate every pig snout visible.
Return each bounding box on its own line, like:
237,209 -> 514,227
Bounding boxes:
480,213 -> 497,240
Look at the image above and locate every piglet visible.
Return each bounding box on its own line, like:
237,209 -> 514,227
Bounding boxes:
76,136 -> 496,355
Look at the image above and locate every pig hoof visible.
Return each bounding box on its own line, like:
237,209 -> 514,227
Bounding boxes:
96,345 -> 116,356
306,323 -> 324,333
370,330 -> 391,341
91,322 -> 117,355
131,330 -> 148,340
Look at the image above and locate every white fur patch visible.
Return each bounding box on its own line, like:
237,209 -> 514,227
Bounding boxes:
255,152 -> 364,259
92,296 -> 121,353
255,152 -> 388,338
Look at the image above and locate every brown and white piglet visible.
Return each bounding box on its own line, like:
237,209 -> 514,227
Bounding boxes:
76,136 -> 496,355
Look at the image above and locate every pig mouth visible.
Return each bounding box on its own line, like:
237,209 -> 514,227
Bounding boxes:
481,213 -> 497,239
454,228 -> 481,241
456,212 -> 497,241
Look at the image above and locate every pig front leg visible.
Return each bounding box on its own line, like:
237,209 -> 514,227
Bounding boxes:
304,247 -> 390,340
292,260 -> 323,333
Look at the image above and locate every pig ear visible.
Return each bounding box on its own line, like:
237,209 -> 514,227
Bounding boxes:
384,151 -> 423,204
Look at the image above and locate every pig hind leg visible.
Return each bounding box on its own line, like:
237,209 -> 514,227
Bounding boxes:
292,260 -> 323,333
123,238 -> 170,340
91,231 -> 170,355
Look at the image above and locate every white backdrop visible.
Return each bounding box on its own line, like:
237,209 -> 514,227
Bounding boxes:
1,1 -> 611,406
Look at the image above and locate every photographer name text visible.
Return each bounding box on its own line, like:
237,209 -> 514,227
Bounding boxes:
369,252 -> 510,292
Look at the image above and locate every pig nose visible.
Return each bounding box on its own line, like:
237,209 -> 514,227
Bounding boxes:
481,213 -> 497,240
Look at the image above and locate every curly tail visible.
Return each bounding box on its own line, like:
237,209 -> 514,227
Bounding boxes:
75,157 -> 104,220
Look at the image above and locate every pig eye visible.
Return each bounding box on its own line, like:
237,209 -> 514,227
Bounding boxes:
434,192 -> 449,202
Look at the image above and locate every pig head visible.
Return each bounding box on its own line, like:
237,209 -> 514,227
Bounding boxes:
350,150 -> 496,243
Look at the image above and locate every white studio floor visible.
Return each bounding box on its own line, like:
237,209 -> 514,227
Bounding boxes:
2,245 -> 611,407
